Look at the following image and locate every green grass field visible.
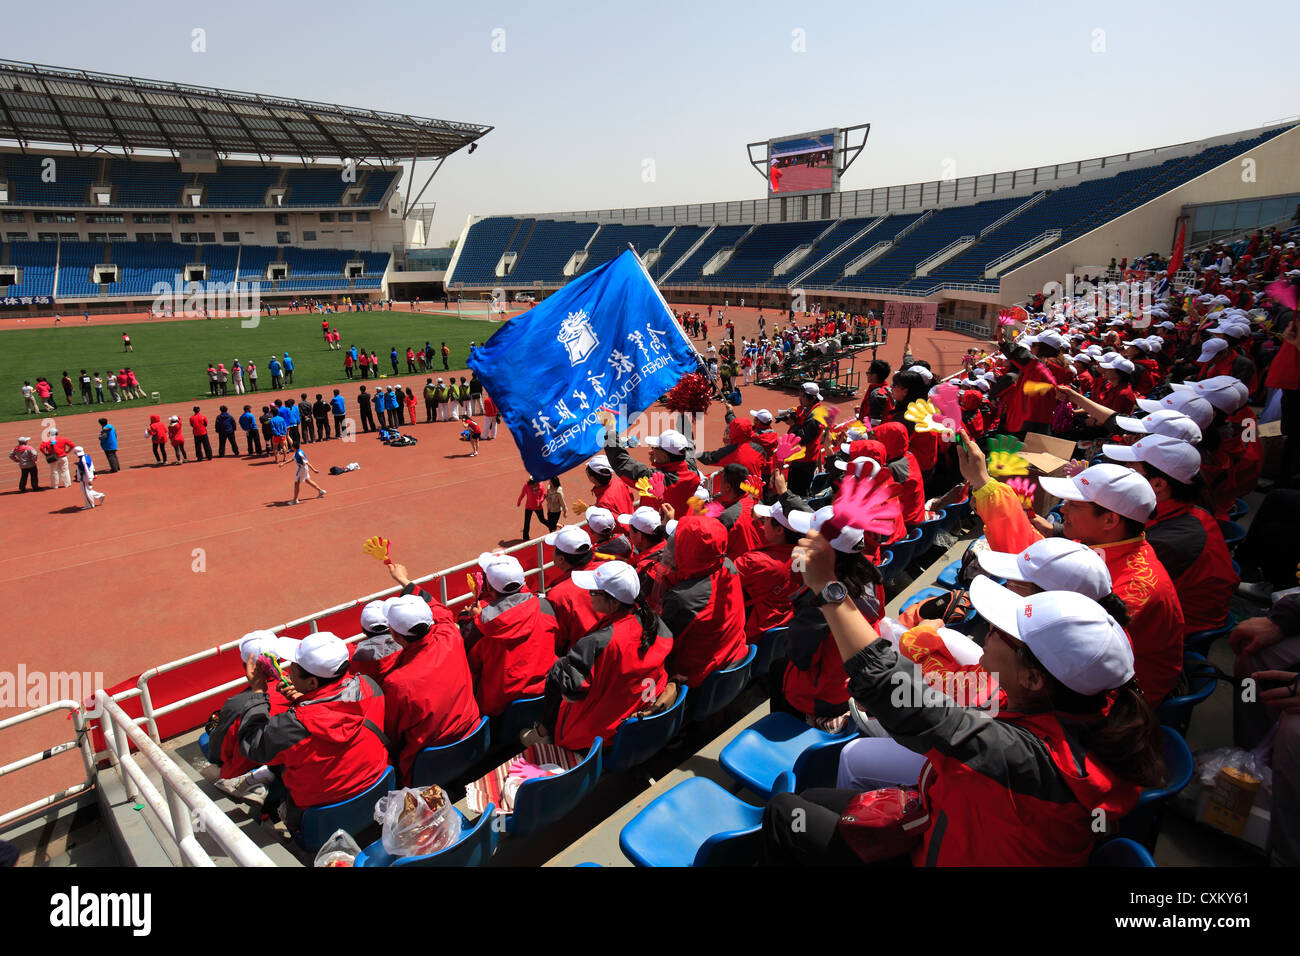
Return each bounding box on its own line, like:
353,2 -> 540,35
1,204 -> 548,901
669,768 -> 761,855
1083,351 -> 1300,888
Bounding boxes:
2,310 -> 504,422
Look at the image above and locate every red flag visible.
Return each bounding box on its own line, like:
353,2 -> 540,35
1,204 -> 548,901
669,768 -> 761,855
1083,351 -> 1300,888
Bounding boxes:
1167,222 -> 1185,278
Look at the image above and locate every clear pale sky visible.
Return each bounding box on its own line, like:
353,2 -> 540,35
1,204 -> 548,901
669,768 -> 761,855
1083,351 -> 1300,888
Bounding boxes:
4,0 -> 1297,246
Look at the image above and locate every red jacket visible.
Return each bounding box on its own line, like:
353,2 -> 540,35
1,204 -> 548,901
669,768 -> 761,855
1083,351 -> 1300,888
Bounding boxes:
848,641 -> 1140,866
189,414 -> 208,436
466,592 -> 558,716
1145,499 -> 1238,636
517,482 -> 545,509
734,541 -> 800,641
547,572 -> 610,655
1003,354 -> 1064,432
381,597 -> 481,780
167,421 -> 185,445
552,608 -> 673,751
237,675 -> 389,809
875,423 -> 926,526
350,633 -> 404,682
592,475 -> 637,516
146,415 -> 166,443
661,516 -> 748,686
716,493 -> 764,560
1092,536 -> 1184,702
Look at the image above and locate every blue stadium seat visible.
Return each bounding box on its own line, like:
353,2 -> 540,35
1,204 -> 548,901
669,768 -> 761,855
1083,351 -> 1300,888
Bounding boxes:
913,508 -> 948,555
295,765 -> 397,852
719,712 -> 857,800
353,805 -> 498,867
1156,653 -> 1217,736
687,645 -> 758,723
410,716 -> 491,787
506,738 -> 603,838
750,626 -> 790,680
496,695 -> 546,746
1186,615 -> 1235,656
1089,837 -> 1156,867
1218,520 -> 1246,550
605,687 -> 690,773
936,559 -> 963,590
198,731 -> 212,763
1113,727 -> 1195,852
1228,498 -> 1248,520
619,773 -> 791,867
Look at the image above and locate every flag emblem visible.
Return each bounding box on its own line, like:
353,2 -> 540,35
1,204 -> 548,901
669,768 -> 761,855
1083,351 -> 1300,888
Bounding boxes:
558,309 -> 599,365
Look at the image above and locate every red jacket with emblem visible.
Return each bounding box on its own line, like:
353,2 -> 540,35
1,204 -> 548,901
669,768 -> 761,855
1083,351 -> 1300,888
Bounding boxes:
660,516 -> 748,686
466,590 -> 559,717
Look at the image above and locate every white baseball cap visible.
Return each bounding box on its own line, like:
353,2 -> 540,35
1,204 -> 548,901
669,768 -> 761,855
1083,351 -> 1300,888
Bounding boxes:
1036,329 -> 1068,351
619,505 -> 662,535
1136,391 -> 1215,430
584,506 -> 618,534
969,578 -> 1135,696
586,454 -> 613,476
359,598 -> 393,634
570,560 -> 641,605
385,593 -> 434,637
1038,462 -> 1157,523
801,381 -> 823,401
1103,434 -> 1203,484
1112,409 -> 1202,444
752,499 -> 805,531
1196,338 -> 1229,363
545,525 -> 592,556
238,629 -> 281,662
785,505 -> 865,553
1172,375 -> 1248,414
975,537 -> 1113,600
646,429 -> 691,455
749,408 -> 774,425
281,631 -> 350,679
833,455 -> 881,478
477,552 -> 526,593
1099,354 -> 1135,375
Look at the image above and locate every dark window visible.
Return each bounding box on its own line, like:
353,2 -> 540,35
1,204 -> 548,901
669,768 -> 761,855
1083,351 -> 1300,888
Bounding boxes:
198,232 -> 216,243
223,232 -> 239,242
319,212 -> 334,222
179,232 -> 198,243
356,211 -> 371,222
277,231 -> 291,244
302,230 -> 316,242
274,213 -> 289,226
178,213 -> 196,224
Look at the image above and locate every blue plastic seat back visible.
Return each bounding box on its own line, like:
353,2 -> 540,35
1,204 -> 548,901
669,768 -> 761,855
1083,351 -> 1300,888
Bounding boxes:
1117,727 -> 1194,850
719,711 -> 856,800
936,559 -> 963,589
606,687 -> 690,773
410,715 -> 492,787
915,509 -> 948,553
296,765 -> 397,852
1155,653 -> 1217,734
900,586 -> 951,615
1186,615 -> 1234,656
750,627 -> 790,680
198,731 -> 212,763
808,471 -> 833,497
1228,498 -> 1248,520
354,804 -> 499,867
889,527 -> 924,574
1218,520 -> 1246,549
497,696 -> 546,747
876,549 -> 895,581
506,738 -> 603,837
1090,837 -> 1156,867
619,775 -> 770,867
945,498 -> 971,523
687,645 -> 758,722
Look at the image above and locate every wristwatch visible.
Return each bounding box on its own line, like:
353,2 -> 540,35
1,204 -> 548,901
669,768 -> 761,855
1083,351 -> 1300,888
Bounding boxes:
814,580 -> 848,607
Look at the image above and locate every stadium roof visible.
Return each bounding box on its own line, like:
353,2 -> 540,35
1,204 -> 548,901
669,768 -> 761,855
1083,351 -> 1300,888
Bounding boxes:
0,60 -> 492,162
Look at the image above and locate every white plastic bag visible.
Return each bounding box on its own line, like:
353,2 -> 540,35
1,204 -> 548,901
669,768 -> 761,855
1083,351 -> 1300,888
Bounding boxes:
373,785 -> 462,857
1194,746 -> 1273,790
314,828 -> 362,867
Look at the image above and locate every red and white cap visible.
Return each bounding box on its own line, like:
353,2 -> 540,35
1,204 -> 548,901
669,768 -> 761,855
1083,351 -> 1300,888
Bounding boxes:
975,537 -> 1112,600
618,505 -> 662,535
1103,434 -> 1203,484
545,525 -> 593,556
833,456 -> 881,477
646,430 -> 692,455
238,629 -> 287,662
969,578 -> 1134,696
1038,462 -> 1157,522
1113,409 -> 1202,444
584,506 -> 618,534
570,560 -> 641,605
385,593 -> 433,638
477,551 -> 526,593
785,505 -> 866,553
1135,391 -> 1215,430
281,631 -> 350,679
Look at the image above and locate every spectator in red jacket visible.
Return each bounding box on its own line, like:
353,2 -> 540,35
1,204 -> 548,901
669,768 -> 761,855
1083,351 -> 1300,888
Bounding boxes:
585,453 -> 637,516
736,495 -> 809,641
619,506 -> 671,603
381,589 -> 481,781
517,477 -> 546,539
660,514 -> 748,686
463,552 -> 558,716
601,414 -> 702,517
189,406 -> 212,461
146,414 -> 168,464
873,422 -> 926,527
167,415 -> 188,463
39,427 -> 76,488
526,561 -> 673,752
544,526 -> 610,654
350,598 -> 404,682
237,631 -> 389,829
712,463 -> 764,558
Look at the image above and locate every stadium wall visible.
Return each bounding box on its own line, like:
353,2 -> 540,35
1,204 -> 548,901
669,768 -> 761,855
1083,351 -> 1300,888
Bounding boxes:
1002,124 -> 1300,303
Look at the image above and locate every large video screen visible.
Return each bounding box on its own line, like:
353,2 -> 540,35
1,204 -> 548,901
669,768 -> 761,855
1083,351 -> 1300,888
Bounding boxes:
768,130 -> 837,196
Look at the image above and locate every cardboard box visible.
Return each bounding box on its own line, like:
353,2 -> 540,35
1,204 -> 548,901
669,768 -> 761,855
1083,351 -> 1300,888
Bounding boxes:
1021,432 -> 1078,514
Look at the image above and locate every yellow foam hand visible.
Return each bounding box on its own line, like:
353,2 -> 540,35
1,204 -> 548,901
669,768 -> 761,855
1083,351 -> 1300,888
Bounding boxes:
570,498 -> 589,516
634,477 -> 653,499
986,435 -> 1030,478
1023,380 -> 1056,399
904,399 -> 948,434
740,479 -> 763,498
362,536 -> 392,563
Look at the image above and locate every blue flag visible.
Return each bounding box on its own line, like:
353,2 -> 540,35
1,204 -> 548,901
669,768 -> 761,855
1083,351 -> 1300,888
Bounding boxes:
468,249 -> 697,479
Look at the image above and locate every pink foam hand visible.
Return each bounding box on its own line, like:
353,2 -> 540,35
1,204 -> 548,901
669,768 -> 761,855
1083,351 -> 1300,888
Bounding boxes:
825,468 -> 903,539
506,757 -> 552,781
1006,476 -> 1036,510
933,382 -> 962,434
650,472 -> 666,500
1266,279 -> 1299,311
703,501 -> 724,518
774,433 -> 803,465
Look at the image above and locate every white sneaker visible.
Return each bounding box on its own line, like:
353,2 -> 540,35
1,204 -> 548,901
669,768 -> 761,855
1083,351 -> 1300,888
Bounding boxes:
213,773 -> 267,804
317,490 -> 327,498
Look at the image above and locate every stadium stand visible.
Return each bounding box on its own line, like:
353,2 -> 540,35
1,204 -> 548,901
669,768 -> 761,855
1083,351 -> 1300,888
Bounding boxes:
2,153 -> 100,204
3,241 -> 56,297
107,159 -> 188,207
699,220 -> 829,285
505,220 -> 599,282
575,224 -> 673,276
664,224 -> 752,283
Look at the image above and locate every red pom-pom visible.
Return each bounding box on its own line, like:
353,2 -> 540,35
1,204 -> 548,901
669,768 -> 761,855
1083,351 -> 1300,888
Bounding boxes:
661,373 -> 713,414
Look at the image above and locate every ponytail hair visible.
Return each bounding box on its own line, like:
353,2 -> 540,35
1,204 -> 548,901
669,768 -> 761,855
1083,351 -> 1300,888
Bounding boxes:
1016,645 -> 1166,789
1096,591 -> 1131,629
632,595 -> 662,652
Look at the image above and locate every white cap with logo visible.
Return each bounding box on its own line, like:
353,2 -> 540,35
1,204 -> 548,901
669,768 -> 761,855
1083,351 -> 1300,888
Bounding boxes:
584,506 -> 618,534
1038,462 -> 1157,523
975,538 -> 1113,601
359,598 -> 394,634
785,505 -> 866,553
1135,391 -> 1215,430
1113,409 -> 1202,444
586,454 -> 613,476
570,560 -> 641,605
749,408 -> 774,425
477,552 -> 526,593
1103,434 -> 1203,484
969,578 -> 1134,696
385,593 -> 434,638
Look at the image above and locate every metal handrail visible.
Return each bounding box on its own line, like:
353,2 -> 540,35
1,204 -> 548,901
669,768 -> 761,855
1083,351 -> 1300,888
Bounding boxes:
0,700 -> 96,828
95,692 -> 276,867
914,235 -> 975,275
980,191 -> 1047,238
984,229 -> 1062,273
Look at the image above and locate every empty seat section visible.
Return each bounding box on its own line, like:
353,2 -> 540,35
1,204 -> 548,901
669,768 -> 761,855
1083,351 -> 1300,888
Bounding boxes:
646,225 -> 707,280
284,246 -> 350,278
700,220 -> 827,285
109,159 -> 188,206
506,220 -> 599,283
4,154 -> 100,205
576,224 -> 672,275
199,244 -> 240,284
237,245 -> 279,280
663,225 -> 750,284
359,251 -> 390,275
54,242 -> 104,297
198,165 -> 279,206
284,168 -> 346,206
4,241 -> 57,297
797,212 -> 923,286
360,169 -> 398,204
107,242 -> 193,297
448,217 -> 521,285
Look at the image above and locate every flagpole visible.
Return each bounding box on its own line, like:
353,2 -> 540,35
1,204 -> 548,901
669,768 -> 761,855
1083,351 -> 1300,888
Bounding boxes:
626,242 -> 702,366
